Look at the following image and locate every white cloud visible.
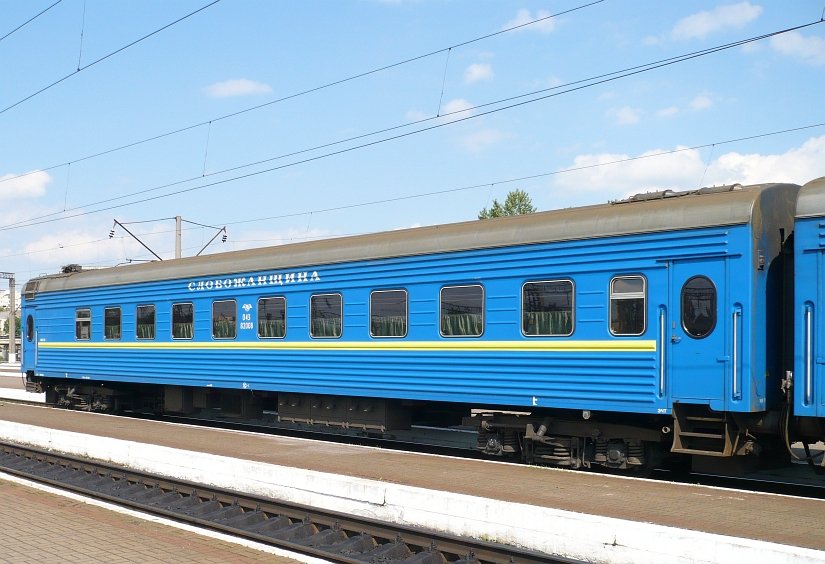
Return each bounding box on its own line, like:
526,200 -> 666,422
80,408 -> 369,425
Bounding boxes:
205,79 -> 273,98
609,106 -> 642,125
539,75 -> 564,89
464,63 -> 494,84
770,31 -> 825,66
551,135 -> 825,203
502,9 -> 557,34
439,98 -> 474,122
221,227 -> 335,252
657,106 -> 680,117
23,229 -> 128,267
689,94 -> 713,110
459,129 -> 507,153
405,109 -> 429,122
0,171 -> 51,200
708,135 -> 825,185
671,2 -> 762,41
394,222 -> 422,230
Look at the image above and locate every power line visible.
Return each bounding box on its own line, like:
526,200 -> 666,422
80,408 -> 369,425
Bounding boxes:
0,0 -> 62,44
0,0 -> 604,187
0,0 -> 221,117
3,18 -> 821,232
2,118 -> 822,259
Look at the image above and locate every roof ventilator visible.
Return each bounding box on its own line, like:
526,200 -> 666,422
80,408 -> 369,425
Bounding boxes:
612,183 -> 743,205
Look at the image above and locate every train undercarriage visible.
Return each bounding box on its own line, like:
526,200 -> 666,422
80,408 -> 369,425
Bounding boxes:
25,375 -> 823,475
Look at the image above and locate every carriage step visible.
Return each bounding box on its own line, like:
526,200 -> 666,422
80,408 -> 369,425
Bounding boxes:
672,404 -> 740,456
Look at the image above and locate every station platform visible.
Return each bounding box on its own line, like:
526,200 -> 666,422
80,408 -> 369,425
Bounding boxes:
0,396 -> 822,564
0,472 -> 302,563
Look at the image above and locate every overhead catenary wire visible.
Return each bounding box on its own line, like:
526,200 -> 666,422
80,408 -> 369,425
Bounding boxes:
0,0 -> 221,117
0,0 -> 62,44
3,118 -> 822,264
76,0 -> 87,71
2,18 -> 822,233
0,0 -> 604,188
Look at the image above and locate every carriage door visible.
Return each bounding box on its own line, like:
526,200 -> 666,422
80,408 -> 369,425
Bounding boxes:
669,259 -> 726,403
24,313 -> 36,369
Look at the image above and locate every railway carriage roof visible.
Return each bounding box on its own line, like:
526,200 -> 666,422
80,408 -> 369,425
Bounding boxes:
796,176 -> 825,219
25,182 -> 799,295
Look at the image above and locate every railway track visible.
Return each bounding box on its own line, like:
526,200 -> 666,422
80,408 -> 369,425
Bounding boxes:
0,442 -> 565,564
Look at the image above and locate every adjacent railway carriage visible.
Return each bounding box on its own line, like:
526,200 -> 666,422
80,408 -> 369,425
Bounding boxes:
21,182 -> 803,471
794,177 -> 825,433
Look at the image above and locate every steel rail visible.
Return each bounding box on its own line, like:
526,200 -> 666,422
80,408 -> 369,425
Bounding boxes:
0,442 -> 568,564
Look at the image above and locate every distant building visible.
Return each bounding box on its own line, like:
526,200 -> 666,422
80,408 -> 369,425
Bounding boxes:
0,290 -> 21,310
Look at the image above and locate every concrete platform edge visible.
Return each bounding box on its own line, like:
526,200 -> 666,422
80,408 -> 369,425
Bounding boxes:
0,420 -> 821,564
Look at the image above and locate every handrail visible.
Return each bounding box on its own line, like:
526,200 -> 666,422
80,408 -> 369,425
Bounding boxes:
732,308 -> 741,400
659,307 -> 666,397
805,306 -> 813,405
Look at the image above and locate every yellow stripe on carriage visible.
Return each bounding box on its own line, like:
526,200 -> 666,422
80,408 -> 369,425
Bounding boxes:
38,340 -> 657,353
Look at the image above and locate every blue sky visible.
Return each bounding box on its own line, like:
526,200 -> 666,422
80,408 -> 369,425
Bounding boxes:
1,0 -> 824,285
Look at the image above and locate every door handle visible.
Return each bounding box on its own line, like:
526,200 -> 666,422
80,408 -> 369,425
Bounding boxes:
671,335 -> 681,343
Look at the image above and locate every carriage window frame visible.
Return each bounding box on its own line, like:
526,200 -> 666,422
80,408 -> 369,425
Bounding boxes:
75,308 -> 91,340
136,305 -> 156,340
370,289 -> 408,338
172,302 -> 194,340
680,275 -> 717,339
26,315 -> 34,342
521,279 -> 575,337
609,275 -> 647,336
258,296 -> 287,339
212,299 -> 237,340
104,307 -> 122,341
439,284 -> 485,338
310,293 -> 343,339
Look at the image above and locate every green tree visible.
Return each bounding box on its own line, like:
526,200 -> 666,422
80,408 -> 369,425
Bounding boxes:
2,316 -> 19,336
478,189 -> 536,219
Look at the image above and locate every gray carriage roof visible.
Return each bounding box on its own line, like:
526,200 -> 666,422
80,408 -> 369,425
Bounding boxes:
796,176 -> 825,219
25,182 -> 799,295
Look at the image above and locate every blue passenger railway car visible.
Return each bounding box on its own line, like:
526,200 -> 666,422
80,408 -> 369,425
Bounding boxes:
21,181 -> 817,473
794,177 -> 825,434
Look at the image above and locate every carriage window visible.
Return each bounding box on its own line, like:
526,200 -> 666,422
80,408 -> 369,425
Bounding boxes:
104,307 -> 121,340
523,280 -> 574,336
440,285 -> 484,337
136,305 -> 156,340
75,309 -> 91,340
26,315 -> 33,342
258,297 -> 286,339
212,300 -> 236,339
310,294 -> 342,338
172,303 -> 194,340
681,276 -> 717,338
610,276 -> 646,336
370,290 -> 408,338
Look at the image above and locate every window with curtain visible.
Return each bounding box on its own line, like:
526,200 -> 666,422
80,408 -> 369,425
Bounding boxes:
172,302 -> 194,340
370,289 -> 407,337
310,293 -> 342,338
609,276 -> 646,336
75,308 -> 91,340
104,307 -> 121,340
440,285 -> 483,337
136,305 -> 156,340
522,280 -> 574,336
258,297 -> 286,338
212,300 -> 236,339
